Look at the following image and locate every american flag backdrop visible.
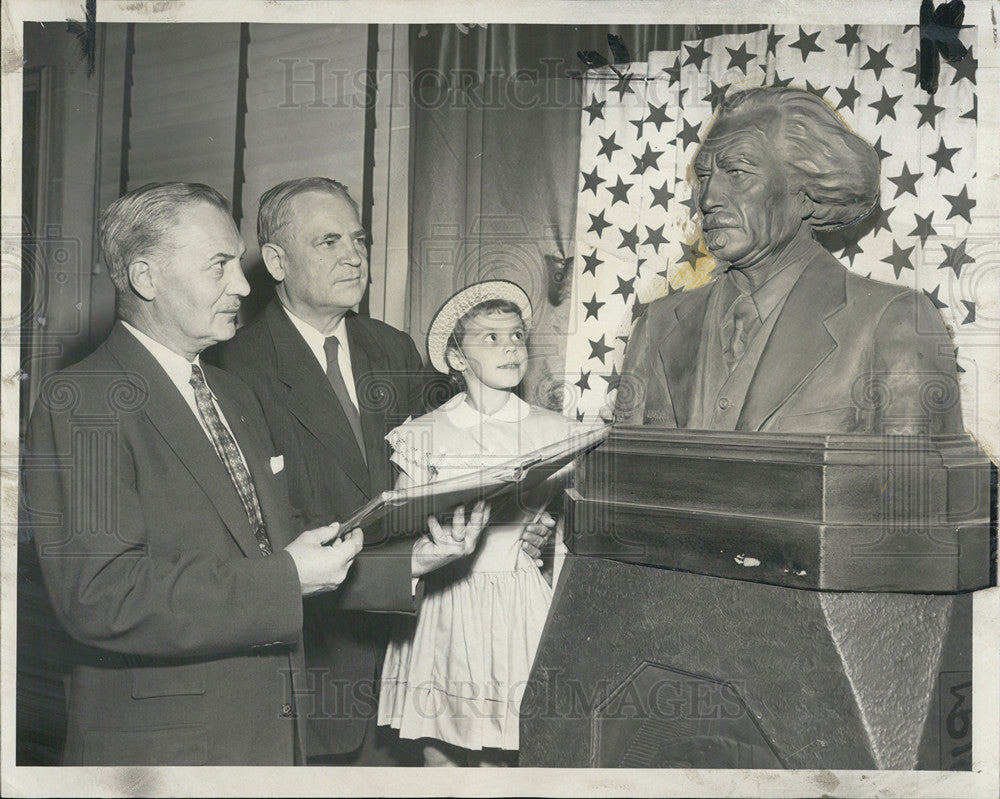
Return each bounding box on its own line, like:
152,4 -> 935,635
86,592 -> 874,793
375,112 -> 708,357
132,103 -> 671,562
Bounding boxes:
561,25 -> 992,443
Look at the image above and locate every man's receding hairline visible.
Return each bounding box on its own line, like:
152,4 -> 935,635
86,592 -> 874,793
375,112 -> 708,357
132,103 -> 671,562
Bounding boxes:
159,200 -> 237,253
268,187 -> 361,248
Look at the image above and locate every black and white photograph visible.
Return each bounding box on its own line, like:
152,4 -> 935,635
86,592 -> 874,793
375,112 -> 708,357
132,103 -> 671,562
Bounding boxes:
2,1 -> 998,796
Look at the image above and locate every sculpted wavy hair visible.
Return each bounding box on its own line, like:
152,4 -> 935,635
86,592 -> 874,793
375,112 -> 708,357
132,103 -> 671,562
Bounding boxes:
713,87 -> 881,229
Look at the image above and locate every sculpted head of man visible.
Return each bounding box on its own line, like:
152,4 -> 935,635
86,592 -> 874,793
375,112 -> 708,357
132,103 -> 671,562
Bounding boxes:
257,177 -> 368,329
694,87 -> 880,270
100,182 -> 248,359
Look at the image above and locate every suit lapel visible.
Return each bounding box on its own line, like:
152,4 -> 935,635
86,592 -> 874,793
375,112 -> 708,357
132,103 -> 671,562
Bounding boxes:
737,251 -> 846,430
265,301 -> 371,495
657,287 -> 713,428
105,325 -> 260,558
345,316 -> 392,493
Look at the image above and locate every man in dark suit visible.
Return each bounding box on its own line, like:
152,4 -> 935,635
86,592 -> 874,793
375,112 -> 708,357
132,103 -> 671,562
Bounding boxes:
20,182 -> 483,766
208,177 -> 554,765
617,87 -> 962,435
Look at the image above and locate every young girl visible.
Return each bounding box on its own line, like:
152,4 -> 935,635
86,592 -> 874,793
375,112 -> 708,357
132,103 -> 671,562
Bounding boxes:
377,280 -> 598,767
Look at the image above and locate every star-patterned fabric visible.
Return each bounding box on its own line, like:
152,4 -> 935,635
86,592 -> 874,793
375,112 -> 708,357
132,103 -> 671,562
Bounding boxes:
563,25 -> 988,442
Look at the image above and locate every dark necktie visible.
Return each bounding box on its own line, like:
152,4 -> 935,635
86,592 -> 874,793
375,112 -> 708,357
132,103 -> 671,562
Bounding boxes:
323,335 -> 366,463
189,364 -> 272,555
723,294 -> 759,373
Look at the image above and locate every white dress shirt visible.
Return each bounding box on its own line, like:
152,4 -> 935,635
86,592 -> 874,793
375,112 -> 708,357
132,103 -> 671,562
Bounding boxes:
280,304 -> 360,411
280,307 -> 427,591
121,321 -> 245,454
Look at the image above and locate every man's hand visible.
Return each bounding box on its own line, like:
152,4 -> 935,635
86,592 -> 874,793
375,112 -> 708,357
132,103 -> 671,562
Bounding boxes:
520,511 -> 556,567
411,501 -> 490,578
285,525 -> 363,597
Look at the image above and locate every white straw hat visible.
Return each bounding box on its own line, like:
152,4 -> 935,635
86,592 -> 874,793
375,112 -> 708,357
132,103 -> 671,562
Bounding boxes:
426,280 -> 533,373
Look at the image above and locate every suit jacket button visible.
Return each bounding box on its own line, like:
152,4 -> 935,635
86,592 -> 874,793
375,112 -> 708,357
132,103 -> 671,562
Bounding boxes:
718,397 -> 730,410
281,703 -> 293,717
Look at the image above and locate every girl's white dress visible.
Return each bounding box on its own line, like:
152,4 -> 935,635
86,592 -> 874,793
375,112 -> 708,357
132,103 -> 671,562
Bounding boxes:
377,391 -> 595,750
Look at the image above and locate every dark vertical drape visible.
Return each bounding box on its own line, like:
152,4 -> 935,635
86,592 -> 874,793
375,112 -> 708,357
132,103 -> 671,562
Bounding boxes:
231,23 -> 250,229
118,23 -> 134,196
359,23 -> 380,317
407,24 -> 762,408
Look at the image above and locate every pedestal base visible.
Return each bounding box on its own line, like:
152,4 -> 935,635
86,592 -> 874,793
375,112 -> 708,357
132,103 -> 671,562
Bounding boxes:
520,557 -> 973,769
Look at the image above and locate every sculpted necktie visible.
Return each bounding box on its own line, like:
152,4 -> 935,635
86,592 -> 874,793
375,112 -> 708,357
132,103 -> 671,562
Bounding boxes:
723,294 -> 760,373
323,335 -> 367,463
189,364 -> 272,555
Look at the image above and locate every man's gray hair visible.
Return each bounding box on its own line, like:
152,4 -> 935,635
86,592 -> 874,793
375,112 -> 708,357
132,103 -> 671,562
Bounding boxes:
99,182 -> 231,293
712,86 -> 880,229
256,177 -> 360,250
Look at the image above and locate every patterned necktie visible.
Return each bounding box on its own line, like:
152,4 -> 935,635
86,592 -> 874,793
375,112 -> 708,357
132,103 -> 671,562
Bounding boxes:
189,364 -> 272,555
323,335 -> 366,463
723,294 -> 760,373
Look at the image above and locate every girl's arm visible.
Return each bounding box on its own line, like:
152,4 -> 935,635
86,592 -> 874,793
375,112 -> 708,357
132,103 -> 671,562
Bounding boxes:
394,469 -> 415,490
392,461 -> 490,577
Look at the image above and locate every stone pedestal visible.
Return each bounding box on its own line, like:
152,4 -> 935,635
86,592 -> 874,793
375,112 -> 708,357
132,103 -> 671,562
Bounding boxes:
520,428 -> 991,769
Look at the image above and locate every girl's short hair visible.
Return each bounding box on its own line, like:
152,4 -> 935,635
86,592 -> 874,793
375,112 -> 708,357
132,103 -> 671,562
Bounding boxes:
445,299 -> 525,387
446,299 -> 524,353
426,279 -> 532,374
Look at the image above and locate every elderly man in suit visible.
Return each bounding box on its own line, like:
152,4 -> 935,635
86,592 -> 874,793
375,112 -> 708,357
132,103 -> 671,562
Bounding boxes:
617,86 -> 962,435
207,177 -> 555,765
21,182 -> 483,766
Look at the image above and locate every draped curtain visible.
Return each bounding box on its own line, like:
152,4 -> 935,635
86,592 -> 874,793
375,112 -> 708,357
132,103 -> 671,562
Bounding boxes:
407,24 -> 762,407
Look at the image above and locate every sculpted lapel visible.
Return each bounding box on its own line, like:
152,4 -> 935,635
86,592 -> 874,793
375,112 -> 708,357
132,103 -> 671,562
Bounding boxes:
656,287 -> 713,428
737,253 -> 846,431
265,302 -> 371,495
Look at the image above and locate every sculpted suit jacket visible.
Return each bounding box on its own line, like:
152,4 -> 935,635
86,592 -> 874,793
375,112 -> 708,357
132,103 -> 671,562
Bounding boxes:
618,249 -> 964,434
206,299 -> 428,757
22,323 -> 309,766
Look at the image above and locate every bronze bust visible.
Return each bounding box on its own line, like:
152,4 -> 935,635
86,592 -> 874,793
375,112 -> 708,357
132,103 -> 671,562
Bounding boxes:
616,86 -> 963,435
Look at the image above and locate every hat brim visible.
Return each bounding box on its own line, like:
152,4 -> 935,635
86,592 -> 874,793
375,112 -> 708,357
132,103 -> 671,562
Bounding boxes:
426,280 -> 533,373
